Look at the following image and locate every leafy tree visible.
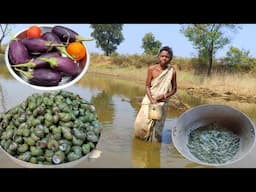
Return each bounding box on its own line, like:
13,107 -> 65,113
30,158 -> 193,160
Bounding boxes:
142,32 -> 162,55
221,46 -> 256,71
90,24 -> 124,56
223,46 -> 250,66
180,24 -> 241,76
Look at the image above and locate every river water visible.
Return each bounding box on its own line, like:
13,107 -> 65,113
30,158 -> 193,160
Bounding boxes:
0,68 -> 256,168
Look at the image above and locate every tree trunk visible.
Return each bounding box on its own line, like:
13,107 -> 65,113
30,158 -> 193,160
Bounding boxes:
207,48 -> 213,76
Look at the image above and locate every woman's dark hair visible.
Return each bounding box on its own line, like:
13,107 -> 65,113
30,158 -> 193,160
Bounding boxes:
158,46 -> 173,60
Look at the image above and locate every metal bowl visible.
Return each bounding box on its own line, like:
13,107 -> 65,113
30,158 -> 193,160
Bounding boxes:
5,25 -> 90,91
172,104 -> 256,166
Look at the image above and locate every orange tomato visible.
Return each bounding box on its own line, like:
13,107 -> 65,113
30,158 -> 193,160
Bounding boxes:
66,42 -> 86,61
26,25 -> 42,38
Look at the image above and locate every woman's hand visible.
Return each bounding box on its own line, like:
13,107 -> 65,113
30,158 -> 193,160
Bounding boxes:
156,94 -> 167,102
150,98 -> 157,104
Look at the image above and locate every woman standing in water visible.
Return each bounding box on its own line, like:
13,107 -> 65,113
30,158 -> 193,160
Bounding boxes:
134,46 -> 177,142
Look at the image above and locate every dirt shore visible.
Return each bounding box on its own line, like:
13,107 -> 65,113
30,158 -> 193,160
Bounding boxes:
183,85 -> 256,104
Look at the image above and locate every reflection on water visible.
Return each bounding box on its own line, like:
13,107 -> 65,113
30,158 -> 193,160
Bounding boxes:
91,90 -> 114,122
0,70 -> 256,168
77,72 -> 145,99
132,138 -> 161,168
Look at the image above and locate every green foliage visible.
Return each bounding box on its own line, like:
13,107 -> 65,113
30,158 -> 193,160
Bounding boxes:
180,24 -> 241,75
218,46 -> 256,72
90,24 -> 124,56
141,32 -> 162,55
222,46 -> 250,65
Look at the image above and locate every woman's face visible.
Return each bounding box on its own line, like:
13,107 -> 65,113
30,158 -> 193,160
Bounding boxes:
158,50 -> 171,65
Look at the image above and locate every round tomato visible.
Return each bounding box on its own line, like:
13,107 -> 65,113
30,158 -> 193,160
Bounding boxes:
26,25 -> 42,38
66,42 -> 86,61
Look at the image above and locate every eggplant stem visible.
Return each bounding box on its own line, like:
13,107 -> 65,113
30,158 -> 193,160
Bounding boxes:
76,35 -> 93,42
14,68 -> 32,79
56,47 -> 73,60
11,60 -> 35,68
45,42 -> 64,47
39,57 -> 58,68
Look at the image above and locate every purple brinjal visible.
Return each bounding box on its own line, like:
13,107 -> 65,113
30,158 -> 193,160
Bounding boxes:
52,25 -> 93,43
39,56 -> 80,77
42,32 -> 73,59
8,39 -> 30,65
22,38 -> 64,53
10,52 -> 60,69
42,32 -> 62,44
14,68 -> 62,86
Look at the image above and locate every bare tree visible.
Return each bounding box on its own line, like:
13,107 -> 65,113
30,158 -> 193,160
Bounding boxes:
0,24 -> 12,52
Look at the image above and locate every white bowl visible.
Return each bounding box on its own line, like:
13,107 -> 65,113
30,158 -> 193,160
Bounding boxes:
5,25 -> 90,91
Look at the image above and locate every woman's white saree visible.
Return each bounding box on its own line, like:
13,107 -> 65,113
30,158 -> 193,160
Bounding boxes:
134,66 -> 174,142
